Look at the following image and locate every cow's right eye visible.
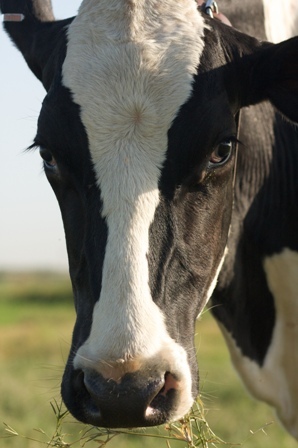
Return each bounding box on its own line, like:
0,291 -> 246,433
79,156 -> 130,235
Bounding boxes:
208,139 -> 233,168
39,147 -> 57,170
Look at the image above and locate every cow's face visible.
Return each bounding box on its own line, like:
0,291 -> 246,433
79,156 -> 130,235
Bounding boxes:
39,1 -> 238,427
3,0 -> 298,429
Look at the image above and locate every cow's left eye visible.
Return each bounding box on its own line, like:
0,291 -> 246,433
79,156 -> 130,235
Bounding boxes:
209,140 -> 233,167
39,147 -> 57,169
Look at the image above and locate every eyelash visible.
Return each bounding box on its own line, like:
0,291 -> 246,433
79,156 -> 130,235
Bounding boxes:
28,142 -> 58,172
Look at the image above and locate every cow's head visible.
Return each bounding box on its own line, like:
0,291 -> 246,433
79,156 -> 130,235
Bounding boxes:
2,0 -> 298,428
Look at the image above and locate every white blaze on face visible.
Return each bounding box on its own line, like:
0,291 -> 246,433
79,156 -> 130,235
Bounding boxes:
219,248 -> 298,440
62,0 -> 205,396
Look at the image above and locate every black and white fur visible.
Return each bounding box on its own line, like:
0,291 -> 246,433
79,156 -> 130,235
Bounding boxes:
1,0 -> 298,436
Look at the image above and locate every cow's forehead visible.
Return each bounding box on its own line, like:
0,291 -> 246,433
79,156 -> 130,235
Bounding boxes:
62,0 -> 205,175
62,0 -> 205,221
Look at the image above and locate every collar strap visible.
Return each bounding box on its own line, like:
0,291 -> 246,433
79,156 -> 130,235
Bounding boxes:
204,0 -> 219,18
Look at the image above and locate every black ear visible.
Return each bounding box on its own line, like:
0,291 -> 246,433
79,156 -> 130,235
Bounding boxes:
1,0 -> 74,90
241,37 -> 298,123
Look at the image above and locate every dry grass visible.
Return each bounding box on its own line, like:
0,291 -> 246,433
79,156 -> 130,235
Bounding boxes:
3,398 -> 231,448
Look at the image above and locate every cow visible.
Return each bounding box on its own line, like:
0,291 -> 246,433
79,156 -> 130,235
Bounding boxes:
1,0 -> 298,438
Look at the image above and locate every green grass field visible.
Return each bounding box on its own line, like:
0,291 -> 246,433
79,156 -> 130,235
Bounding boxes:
0,272 -> 297,448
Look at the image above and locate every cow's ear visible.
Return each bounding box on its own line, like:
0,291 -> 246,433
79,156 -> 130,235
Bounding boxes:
1,0 -> 73,90
241,37 -> 298,123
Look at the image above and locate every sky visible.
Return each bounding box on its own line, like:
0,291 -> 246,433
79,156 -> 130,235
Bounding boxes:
0,2 -> 82,270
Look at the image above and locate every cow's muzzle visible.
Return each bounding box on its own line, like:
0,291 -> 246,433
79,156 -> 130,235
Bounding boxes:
64,368 -> 181,427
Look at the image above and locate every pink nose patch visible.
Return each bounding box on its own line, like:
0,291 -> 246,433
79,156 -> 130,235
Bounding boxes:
160,372 -> 180,397
145,372 -> 180,418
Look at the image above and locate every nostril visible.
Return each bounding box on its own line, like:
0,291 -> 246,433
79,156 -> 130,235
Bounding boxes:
73,369 -> 85,391
72,369 -> 102,424
146,372 -> 179,419
159,372 -> 180,397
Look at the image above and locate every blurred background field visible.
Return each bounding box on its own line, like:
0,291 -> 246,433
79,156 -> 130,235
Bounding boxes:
0,272 -> 297,448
